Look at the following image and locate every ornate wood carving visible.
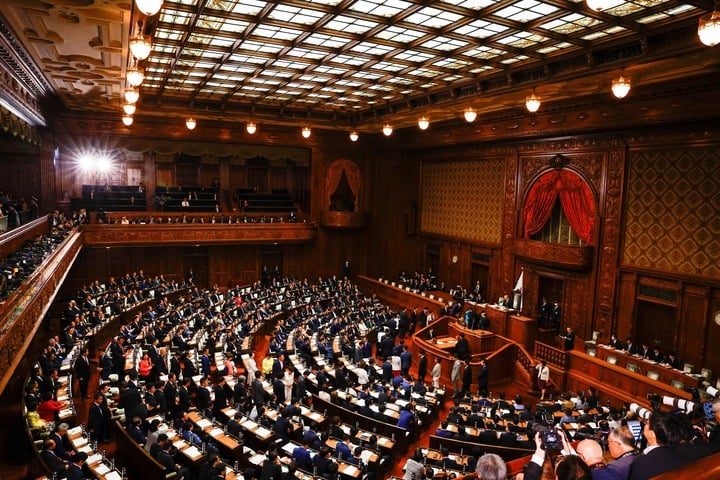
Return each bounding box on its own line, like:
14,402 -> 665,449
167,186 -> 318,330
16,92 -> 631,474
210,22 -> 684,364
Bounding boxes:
319,211 -> 369,229
514,238 -> 594,270
594,149 -> 625,337
0,231 -> 82,395
82,223 -> 317,246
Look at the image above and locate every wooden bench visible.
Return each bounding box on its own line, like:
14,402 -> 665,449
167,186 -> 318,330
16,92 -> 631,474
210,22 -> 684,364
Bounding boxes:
114,420 -> 177,480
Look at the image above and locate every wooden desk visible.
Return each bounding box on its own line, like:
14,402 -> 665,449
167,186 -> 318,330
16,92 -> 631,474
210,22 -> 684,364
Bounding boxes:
355,275 -> 446,317
594,345 -> 699,390
567,350 -> 694,408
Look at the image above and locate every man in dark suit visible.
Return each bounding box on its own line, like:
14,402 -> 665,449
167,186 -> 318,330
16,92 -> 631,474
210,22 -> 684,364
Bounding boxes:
49,423 -> 75,461
435,447 -> 460,470
74,348 -> 91,399
476,359 -> 489,396
156,440 -> 190,480
560,326 -> 575,351
67,451 -> 88,480
252,371 -> 266,406
41,438 -> 68,478
87,393 -> 108,442
227,411 -> 244,437
97,348 -> 113,382
461,360 -> 473,396
417,351 -> 427,383
629,410 -> 694,480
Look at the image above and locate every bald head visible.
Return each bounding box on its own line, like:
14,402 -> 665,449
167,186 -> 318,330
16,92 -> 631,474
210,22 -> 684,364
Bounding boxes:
576,439 -> 604,466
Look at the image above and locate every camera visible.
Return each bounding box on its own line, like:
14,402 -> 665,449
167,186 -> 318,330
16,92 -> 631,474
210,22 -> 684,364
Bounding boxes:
541,429 -> 561,450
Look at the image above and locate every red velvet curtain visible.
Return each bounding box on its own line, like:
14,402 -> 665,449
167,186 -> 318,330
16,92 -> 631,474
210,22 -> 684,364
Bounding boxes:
523,169 -> 596,245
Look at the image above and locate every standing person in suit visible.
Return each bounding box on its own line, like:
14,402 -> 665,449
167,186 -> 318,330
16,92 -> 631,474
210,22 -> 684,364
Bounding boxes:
552,300 -> 562,331
87,393 -> 108,443
74,348 -> 91,399
417,350 -> 427,383
451,356 -> 463,397
476,359 -> 489,396
252,371 -> 266,406
560,327 -> 575,351
97,348 -> 113,382
629,411 -> 694,480
461,360 -> 473,397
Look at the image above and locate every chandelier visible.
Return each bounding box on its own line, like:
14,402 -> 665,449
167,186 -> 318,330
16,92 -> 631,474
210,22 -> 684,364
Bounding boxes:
525,89 -> 541,113
463,107 -> 477,123
124,87 -> 140,104
698,9 -> 720,47
382,124 -> 393,136
349,130 -> 359,142
246,122 -> 257,134
611,71 -> 631,99
301,126 -> 311,138
418,116 -> 430,130
126,65 -> 145,87
185,117 -> 197,130
135,0 -> 163,16
129,22 -> 152,60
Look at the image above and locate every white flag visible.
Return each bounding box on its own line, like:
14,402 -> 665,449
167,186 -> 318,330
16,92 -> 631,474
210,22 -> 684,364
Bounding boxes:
513,271 -> 524,311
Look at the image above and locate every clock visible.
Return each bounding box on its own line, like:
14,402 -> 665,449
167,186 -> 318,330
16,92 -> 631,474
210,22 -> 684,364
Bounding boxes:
714,311 -> 720,326
451,255 -> 458,264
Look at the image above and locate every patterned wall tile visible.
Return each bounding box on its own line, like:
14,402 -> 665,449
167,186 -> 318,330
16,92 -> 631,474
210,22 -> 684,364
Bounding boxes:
420,158 -> 505,243
623,148 -> 720,278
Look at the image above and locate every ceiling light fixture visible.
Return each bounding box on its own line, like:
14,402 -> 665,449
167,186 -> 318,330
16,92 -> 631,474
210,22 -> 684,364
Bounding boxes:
122,114 -> 134,127
126,64 -> 145,87
698,8 -> 720,47
525,89 -> 541,113
123,87 -> 140,104
122,103 -> 136,115
349,130 -> 359,142
246,122 -> 257,134
418,116 -> 430,130
301,126 -> 311,138
611,70 -> 631,99
185,117 -> 196,130
135,0 -> 164,16
464,107 -> 477,123
129,22 -> 152,60
382,124 -> 393,136
586,0 -> 613,12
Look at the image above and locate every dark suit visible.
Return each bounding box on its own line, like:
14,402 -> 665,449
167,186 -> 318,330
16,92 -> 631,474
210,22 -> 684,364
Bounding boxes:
67,463 -> 86,480
74,356 -> 91,398
629,446 -> 692,480
41,449 -> 68,478
461,364 -> 473,394
87,401 -> 107,441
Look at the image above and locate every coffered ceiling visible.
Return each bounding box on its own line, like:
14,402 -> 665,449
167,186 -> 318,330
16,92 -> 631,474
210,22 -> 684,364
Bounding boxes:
0,0 -> 718,133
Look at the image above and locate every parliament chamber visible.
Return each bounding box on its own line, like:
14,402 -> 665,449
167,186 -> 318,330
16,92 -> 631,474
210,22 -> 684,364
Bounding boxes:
1,0 -> 720,479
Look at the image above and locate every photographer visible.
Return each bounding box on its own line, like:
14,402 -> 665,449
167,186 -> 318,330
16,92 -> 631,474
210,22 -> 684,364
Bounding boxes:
517,428 -> 591,480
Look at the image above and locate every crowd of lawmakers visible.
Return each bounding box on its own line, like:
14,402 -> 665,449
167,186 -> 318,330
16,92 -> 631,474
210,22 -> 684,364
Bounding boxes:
19,259 -> 720,480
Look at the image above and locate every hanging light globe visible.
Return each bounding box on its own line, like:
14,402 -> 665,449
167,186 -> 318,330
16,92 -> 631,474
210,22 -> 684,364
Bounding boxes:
135,0 -> 163,16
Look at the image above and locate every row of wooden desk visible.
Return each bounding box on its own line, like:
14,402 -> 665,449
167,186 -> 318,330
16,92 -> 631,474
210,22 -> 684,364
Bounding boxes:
593,344 -> 700,390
